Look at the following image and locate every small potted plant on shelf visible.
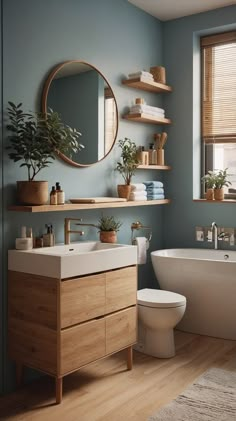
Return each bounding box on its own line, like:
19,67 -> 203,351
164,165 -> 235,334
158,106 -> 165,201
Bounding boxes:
97,214 -> 122,243
214,168 -> 232,200
116,137 -> 139,200
6,102 -> 84,205
201,170 -> 216,200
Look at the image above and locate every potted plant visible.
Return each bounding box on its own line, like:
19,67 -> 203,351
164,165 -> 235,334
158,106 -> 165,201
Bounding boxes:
97,214 -> 122,243
201,171 -> 216,200
116,137 -> 139,199
214,168 -> 232,200
6,102 -> 84,205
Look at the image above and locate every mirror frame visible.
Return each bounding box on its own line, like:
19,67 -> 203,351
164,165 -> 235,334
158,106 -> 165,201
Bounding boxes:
42,60 -> 119,167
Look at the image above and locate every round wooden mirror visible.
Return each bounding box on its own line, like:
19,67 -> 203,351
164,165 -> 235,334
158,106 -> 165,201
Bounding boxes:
42,60 -> 118,167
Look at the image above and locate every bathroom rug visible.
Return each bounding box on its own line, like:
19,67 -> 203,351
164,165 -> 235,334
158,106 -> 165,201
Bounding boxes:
148,367 -> 236,420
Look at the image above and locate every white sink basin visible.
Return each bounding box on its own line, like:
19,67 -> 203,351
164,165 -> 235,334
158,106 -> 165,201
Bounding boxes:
8,241 -> 137,279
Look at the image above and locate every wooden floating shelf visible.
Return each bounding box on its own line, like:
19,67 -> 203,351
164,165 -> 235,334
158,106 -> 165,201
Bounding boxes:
123,113 -> 171,125
137,164 -> 171,170
122,77 -> 172,93
8,199 -> 171,213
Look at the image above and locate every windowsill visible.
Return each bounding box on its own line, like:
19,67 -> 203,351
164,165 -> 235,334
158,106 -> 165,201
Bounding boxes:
193,198 -> 236,203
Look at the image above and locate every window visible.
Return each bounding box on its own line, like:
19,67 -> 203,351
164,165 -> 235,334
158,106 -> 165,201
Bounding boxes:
201,31 -> 236,195
104,87 -> 117,155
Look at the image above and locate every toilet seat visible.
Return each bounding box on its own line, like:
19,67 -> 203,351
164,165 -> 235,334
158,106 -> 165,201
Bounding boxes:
137,288 -> 186,308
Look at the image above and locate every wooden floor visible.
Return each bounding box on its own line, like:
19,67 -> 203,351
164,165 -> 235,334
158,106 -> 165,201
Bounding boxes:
1,330 -> 236,421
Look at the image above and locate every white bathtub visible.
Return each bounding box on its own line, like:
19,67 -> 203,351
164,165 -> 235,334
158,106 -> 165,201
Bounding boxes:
151,248 -> 236,340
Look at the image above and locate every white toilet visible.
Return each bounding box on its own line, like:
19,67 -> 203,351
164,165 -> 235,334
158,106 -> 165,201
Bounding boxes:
136,288 -> 186,358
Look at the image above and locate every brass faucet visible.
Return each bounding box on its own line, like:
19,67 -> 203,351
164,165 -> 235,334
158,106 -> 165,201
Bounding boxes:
64,218 -> 98,244
64,218 -> 84,244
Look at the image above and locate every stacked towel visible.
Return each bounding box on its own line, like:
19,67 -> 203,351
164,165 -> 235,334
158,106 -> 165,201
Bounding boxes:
129,183 -> 147,201
128,71 -> 154,81
130,183 -> 146,191
143,181 -> 165,200
129,104 -> 165,119
129,191 -> 147,201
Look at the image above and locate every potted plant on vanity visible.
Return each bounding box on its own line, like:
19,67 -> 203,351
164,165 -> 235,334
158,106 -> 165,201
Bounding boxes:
202,168 -> 231,200
97,214 -> 122,243
116,137 -> 139,200
6,102 -> 84,205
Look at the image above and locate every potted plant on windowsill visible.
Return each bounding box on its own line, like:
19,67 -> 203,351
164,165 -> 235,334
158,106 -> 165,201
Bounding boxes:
116,137 -> 139,200
214,168 -> 232,200
6,102 -> 84,205
201,171 -> 216,200
97,214 -> 122,243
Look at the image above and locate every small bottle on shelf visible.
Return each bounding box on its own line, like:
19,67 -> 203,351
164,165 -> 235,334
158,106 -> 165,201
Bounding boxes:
137,146 -> 149,166
50,186 -> 57,205
148,143 -> 157,165
56,182 -> 65,205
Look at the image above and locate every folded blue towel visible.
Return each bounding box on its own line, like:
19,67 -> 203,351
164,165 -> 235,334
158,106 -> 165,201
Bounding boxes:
147,194 -> 165,200
146,187 -> 164,194
143,181 -> 164,188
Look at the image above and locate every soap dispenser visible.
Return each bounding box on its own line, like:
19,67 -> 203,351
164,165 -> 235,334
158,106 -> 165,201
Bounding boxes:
43,224 -> 55,247
56,182 -> 65,205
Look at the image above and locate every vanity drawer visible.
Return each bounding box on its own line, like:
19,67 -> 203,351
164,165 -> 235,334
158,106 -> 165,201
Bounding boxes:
60,318 -> 105,375
105,306 -> 137,355
61,273 -> 106,328
105,266 -> 137,314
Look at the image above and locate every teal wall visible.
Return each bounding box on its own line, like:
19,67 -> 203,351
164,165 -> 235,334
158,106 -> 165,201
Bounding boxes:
162,5 -> 236,248
1,0 -> 164,393
1,0 -> 236,395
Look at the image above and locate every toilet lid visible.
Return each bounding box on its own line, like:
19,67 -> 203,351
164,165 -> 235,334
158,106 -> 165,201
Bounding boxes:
137,288 -> 186,308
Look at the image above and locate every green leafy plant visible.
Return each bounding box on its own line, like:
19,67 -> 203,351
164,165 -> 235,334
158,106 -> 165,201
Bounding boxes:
201,171 -> 216,189
202,168 -> 232,189
214,168 -> 232,189
116,137 -> 139,185
97,215 -> 122,232
6,102 -> 84,181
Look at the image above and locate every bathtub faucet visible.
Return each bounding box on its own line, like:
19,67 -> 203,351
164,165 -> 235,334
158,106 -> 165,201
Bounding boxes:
211,222 -> 218,249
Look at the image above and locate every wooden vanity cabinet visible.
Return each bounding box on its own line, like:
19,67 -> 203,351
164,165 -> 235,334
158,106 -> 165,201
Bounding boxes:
8,265 -> 137,403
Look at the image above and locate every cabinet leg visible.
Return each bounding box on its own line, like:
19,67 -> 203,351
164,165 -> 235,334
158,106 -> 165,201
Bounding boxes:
127,346 -> 133,370
55,377 -> 63,404
16,362 -> 23,387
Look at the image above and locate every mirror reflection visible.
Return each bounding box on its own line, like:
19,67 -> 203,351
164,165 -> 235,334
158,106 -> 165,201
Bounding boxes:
42,61 -> 118,167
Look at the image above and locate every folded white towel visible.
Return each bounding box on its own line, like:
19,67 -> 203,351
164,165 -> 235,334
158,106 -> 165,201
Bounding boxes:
129,196 -> 148,202
130,104 -> 165,115
130,183 -> 146,192
130,192 -> 147,201
128,71 -> 154,79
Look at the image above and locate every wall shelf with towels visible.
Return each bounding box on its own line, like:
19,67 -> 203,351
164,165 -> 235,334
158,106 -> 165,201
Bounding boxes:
122,77 -> 172,93
123,113 -> 171,125
7,199 -> 171,213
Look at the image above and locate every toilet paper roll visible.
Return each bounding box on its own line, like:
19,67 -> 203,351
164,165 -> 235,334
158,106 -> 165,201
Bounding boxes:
135,237 -> 147,264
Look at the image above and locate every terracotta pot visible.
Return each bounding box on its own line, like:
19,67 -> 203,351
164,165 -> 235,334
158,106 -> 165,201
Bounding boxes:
206,188 -> 214,200
17,181 -> 49,205
100,231 -> 117,243
214,188 -> 224,201
117,184 -> 131,200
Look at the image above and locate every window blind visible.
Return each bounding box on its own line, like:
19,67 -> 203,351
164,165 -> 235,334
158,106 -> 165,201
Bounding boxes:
201,31 -> 236,144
